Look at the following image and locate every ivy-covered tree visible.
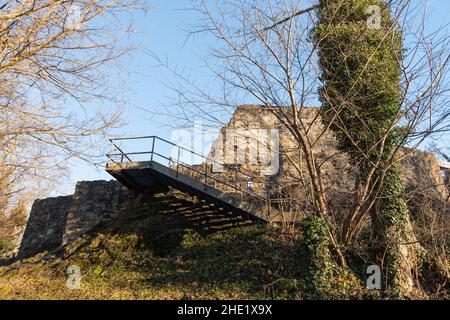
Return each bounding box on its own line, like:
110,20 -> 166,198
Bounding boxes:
315,0 -> 422,296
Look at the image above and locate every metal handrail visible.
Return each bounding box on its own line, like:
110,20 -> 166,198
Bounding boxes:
107,136 -> 272,192
106,135 -> 306,214
160,153 -> 267,202
106,136 -> 269,204
109,135 -> 225,168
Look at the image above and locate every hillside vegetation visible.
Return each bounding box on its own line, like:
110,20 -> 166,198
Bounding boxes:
0,191 -> 367,300
1,189 -> 447,300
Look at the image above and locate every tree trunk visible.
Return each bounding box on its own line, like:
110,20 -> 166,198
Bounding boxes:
370,167 -> 423,297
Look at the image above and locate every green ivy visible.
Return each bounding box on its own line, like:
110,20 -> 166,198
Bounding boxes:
315,0 -> 411,296
300,216 -> 334,299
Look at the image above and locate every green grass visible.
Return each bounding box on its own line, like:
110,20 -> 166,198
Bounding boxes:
0,191 -> 365,300
0,236 -> 14,258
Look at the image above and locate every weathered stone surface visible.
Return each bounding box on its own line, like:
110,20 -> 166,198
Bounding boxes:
18,180 -> 155,259
18,195 -> 72,259
17,105 -> 449,258
205,105 -> 448,219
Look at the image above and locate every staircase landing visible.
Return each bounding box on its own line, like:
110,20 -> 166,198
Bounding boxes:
106,137 -> 271,223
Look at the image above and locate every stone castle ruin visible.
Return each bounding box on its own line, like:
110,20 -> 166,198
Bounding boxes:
16,105 -> 450,259
200,105 -> 449,221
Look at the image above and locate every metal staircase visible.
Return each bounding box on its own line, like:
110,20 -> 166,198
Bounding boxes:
105,136 -> 273,223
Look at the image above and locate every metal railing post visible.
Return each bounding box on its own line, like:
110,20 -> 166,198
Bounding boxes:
204,162 -> 208,188
176,146 -> 180,174
151,137 -> 155,162
107,139 -> 114,163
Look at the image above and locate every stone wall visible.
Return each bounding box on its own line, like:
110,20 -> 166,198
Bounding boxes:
18,195 -> 72,259
18,180 -> 153,259
17,105 -> 449,258
206,105 -> 449,215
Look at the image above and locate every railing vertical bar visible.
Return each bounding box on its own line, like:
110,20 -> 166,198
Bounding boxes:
151,137 -> 155,162
204,162 -> 208,189
176,146 -> 180,175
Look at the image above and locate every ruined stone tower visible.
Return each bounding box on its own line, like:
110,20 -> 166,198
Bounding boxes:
16,105 -> 449,258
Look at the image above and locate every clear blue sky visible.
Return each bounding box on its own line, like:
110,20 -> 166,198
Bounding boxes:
61,0 -> 450,195
62,1 -> 210,194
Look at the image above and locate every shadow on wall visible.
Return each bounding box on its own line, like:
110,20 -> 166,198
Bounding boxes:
110,195 -> 257,257
17,195 -> 73,260
16,180 -> 136,260
12,180 -> 257,263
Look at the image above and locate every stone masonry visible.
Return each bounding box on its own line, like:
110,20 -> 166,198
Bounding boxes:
204,105 -> 449,218
18,180 -> 154,259
17,105 -> 449,258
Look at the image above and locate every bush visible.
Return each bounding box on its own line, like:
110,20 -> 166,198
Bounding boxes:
0,236 -> 14,258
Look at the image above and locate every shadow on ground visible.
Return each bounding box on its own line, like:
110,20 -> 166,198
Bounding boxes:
0,190 -> 304,299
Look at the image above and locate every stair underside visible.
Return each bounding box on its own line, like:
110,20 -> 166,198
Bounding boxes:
106,161 -> 268,223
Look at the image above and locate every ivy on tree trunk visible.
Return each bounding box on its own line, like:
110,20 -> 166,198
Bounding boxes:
314,0 -> 422,297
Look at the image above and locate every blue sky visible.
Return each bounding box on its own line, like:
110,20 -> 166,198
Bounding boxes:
61,0 -> 450,195
63,1 -> 209,194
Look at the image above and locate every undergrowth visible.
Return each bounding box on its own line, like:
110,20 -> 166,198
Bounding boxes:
0,191 -> 369,300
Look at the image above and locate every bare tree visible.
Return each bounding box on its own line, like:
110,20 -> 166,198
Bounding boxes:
151,0 -> 449,297
0,0 -> 148,213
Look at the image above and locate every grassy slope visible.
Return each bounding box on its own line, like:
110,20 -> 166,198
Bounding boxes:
0,190 -> 324,300
1,189 -> 447,300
